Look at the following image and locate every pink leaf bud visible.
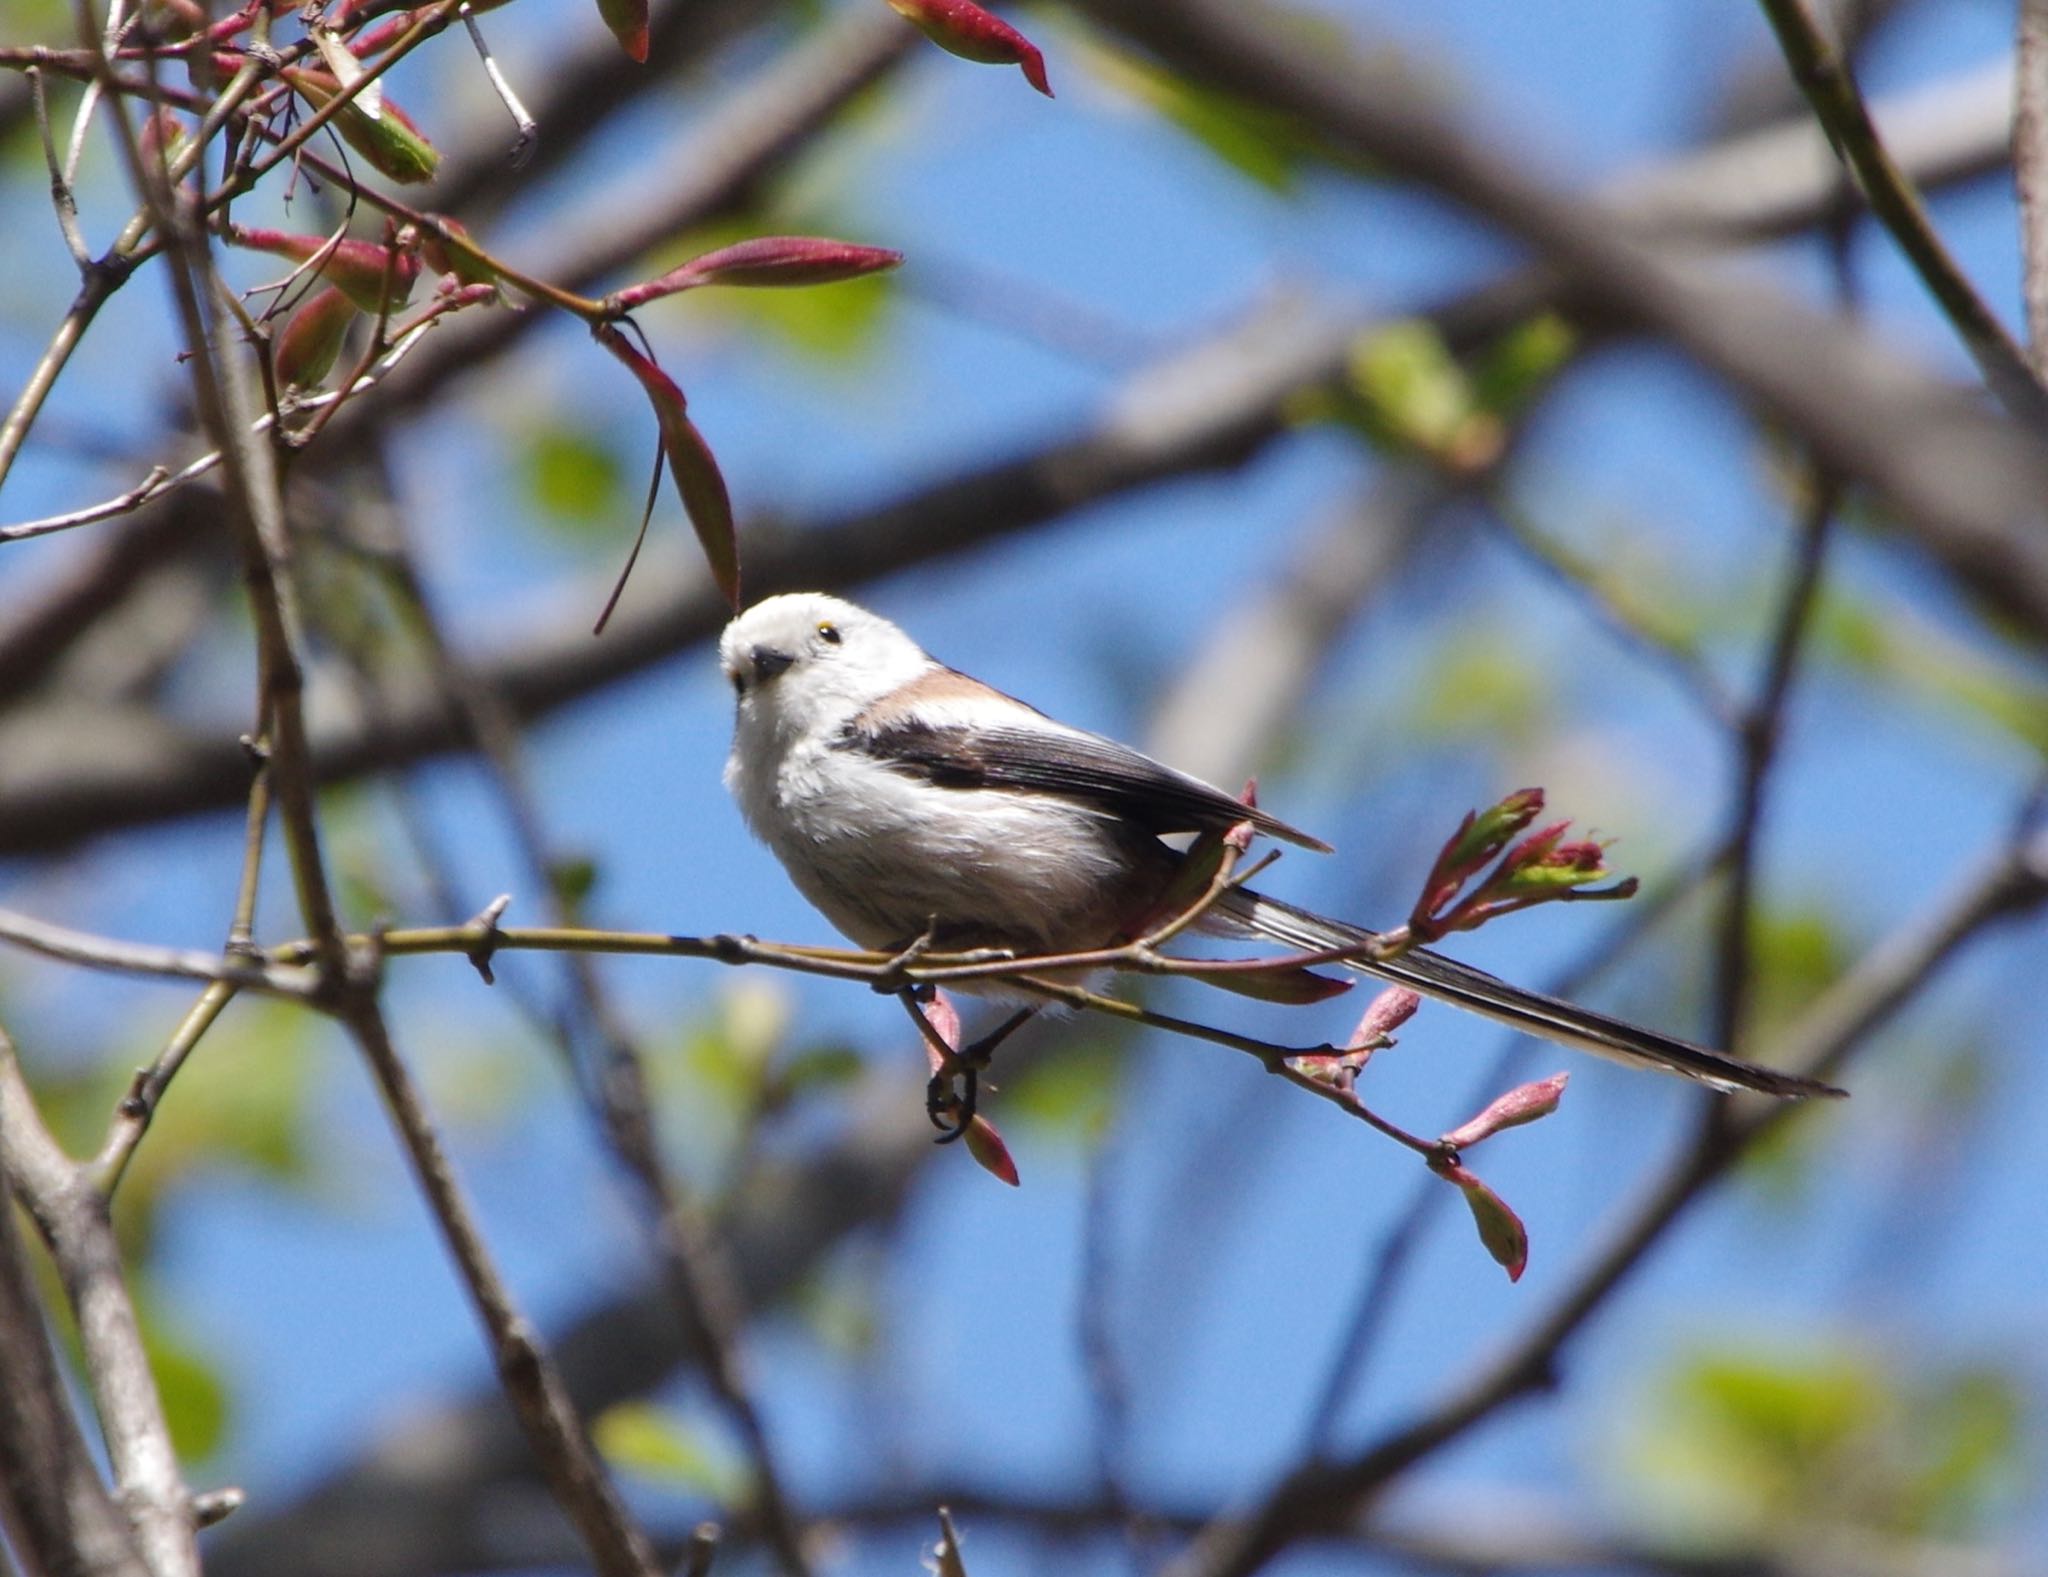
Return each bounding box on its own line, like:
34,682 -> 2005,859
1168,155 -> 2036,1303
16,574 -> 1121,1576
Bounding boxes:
922,990 -> 964,1072
885,0 -> 1053,96
1348,986 -> 1421,1051
612,236 -> 904,311
272,285 -> 358,390
1429,1157 -> 1529,1282
963,1114 -> 1020,1187
1438,1073 -> 1568,1150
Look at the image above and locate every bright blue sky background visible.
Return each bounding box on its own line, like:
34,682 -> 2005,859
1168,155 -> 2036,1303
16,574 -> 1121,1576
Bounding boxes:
4,1 -> 2046,1572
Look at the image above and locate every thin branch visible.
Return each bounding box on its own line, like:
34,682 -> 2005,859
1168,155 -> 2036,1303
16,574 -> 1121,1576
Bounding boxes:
1,1021 -> 199,1576
90,981 -> 238,1196
2018,1 -> 2048,374
28,65 -> 90,266
0,1079 -> 154,1577
456,2 -> 535,167
358,516 -> 814,1577
335,992 -> 666,1577
1753,0 -> 2048,423
0,907 -> 313,992
1160,817 -> 2048,1577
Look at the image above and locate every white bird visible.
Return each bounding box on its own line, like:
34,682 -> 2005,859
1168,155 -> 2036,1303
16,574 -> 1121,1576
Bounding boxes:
719,592 -> 1845,1111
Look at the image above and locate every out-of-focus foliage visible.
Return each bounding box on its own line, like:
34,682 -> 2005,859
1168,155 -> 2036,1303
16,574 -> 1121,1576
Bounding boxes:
1622,1346 -> 2027,1544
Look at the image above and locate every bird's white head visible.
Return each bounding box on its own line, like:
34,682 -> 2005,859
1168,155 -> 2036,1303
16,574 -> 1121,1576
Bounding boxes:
719,592 -> 931,743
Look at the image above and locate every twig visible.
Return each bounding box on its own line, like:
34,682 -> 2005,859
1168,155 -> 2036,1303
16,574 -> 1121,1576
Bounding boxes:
1158,818 -> 2048,1577
336,993 -> 666,1577
0,1103 -> 154,1577
0,906 -> 313,992
28,65 -> 90,266
457,2 -> 536,167
1754,0 -> 2048,425
2018,1 -> 2048,374
1,1020 -> 200,1575
90,980 -> 238,1196
1299,854 -> 1707,1458
357,525 -> 815,1575
0,303 -> 476,544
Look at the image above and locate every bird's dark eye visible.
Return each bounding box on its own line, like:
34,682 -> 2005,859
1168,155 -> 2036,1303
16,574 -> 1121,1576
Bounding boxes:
817,622 -> 842,645
729,669 -> 746,696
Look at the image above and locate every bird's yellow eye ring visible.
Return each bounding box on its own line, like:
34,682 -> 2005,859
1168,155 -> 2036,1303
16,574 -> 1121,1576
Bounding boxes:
817,622 -> 842,645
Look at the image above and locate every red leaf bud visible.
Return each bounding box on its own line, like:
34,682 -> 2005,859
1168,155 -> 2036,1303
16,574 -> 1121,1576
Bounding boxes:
1348,986 -> 1421,1050
272,285 -> 358,389
611,236 -> 904,311
1439,1072 -> 1568,1150
885,0 -> 1053,96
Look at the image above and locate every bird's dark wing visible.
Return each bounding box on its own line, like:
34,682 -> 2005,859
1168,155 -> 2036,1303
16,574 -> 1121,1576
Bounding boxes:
843,717 -> 1332,852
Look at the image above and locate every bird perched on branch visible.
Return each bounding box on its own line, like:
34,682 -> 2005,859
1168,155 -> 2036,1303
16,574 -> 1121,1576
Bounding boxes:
719,592 -> 1845,1107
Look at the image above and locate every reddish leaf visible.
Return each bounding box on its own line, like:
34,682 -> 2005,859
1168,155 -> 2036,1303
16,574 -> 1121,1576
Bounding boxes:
592,325 -> 741,619
664,408 -> 739,611
230,226 -> 419,314
1439,1073 -> 1568,1150
611,236 -> 904,311
922,989 -> 964,1067
419,217 -> 499,288
272,285 -> 358,389
885,0 -> 1053,96
594,0 -> 649,63
1197,964 -> 1352,1005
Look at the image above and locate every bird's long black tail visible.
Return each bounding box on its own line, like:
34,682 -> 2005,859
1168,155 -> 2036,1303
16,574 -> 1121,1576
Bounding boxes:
1213,887 -> 1846,1100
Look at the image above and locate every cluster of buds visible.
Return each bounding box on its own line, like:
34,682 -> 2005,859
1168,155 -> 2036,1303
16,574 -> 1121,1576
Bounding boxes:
1428,1072 -> 1569,1283
229,224 -> 425,390
1406,788 -> 1636,945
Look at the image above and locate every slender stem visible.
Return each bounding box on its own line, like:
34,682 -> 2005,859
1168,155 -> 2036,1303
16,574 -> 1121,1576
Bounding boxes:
1754,0 -> 2048,425
1,1020 -> 200,1576
2018,0 -> 2048,375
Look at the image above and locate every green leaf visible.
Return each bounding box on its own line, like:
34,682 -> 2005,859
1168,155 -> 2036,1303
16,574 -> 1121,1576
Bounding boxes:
522,426 -> 628,539
774,1044 -> 863,1095
1470,312 -> 1577,416
1345,319 -> 1499,467
1005,1038 -> 1121,1142
593,1401 -> 736,1495
141,1317 -> 230,1463
1624,1346 -> 2027,1541
1077,36 -> 1311,191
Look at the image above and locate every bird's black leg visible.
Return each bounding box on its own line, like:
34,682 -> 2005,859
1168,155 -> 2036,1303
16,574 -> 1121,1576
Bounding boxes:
897,990 -> 1036,1144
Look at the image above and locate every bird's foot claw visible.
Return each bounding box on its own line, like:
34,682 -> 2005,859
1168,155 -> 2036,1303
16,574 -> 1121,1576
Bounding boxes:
926,1065 -> 978,1143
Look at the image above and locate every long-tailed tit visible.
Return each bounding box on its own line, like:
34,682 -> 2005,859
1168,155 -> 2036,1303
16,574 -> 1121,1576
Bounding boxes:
720,592 -> 1844,1102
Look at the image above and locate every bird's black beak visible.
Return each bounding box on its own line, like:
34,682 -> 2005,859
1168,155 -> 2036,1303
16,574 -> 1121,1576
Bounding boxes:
749,645 -> 795,682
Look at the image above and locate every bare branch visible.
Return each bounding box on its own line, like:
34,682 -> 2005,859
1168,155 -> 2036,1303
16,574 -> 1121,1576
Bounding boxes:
0,1110 -> 153,1577
1,1022 -> 199,1576
1752,0 -> 2046,422
2018,3 -> 2048,374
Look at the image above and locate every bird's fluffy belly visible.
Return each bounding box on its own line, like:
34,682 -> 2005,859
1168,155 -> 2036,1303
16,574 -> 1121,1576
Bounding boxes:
760,748 -> 1153,954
